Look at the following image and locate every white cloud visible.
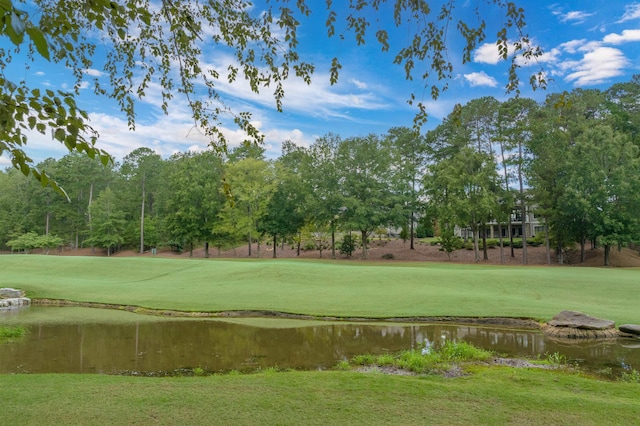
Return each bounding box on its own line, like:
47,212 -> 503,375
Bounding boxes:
559,11 -> 594,24
350,79 -> 368,89
0,154 -> 12,167
618,3 -> 640,22
473,43 -> 507,64
463,72 -> 498,87
559,39 -> 588,54
198,53 -> 389,120
78,81 -> 90,90
564,46 -> 629,86
83,68 -> 103,77
603,29 -> 640,44
35,71 -> 45,77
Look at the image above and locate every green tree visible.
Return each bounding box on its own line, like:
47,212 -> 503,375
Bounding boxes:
498,97 -> 538,264
385,127 -> 429,250
338,135 -> 396,259
257,142 -> 307,258
119,147 -> 164,253
426,101 -> 502,262
2,1 -> 541,186
84,187 -> 126,256
302,134 -> 344,258
219,157 -> 275,257
160,151 -> 225,257
563,125 -> 640,266
528,89 -> 608,264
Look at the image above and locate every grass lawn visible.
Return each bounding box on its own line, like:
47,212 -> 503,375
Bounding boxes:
2,255 -> 639,424
1,255 -> 638,324
0,368 -> 638,425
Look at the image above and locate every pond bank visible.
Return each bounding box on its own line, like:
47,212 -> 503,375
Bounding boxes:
33,298 -> 542,328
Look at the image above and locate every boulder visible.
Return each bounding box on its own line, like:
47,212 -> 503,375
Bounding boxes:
547,310 -> 615,330
0,288 -> 24,298
0,297 -> 30,308
619,324 -> 640,336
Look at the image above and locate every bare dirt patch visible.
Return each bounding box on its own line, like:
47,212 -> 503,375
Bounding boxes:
112,239 -> 640,267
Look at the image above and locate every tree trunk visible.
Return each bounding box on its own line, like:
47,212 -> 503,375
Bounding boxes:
409,211 -> 415,250
361,230 -> 368,259
482,225 -> 488,261
330,223 -> 336,259
248,232 -> 252,256
580,238 -> 586,263
521,202 -> 528,265
189,242 -> 194,257
545,222 -> 551,265
604,244 -> 611,266
140,181 -> 145,254
205,241 -> 209,258
273,234 -> 277,258
473,226 -> 480,263
556,242 -> 564,265
297,232 -> 301,256
89,181 -> 94,254
518,141 -> 528,265
509,221 -> 515,257
498,223 -> 504,264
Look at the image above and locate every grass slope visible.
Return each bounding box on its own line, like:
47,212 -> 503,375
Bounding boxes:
1,369 -> 638,425
2,255 -> 639,323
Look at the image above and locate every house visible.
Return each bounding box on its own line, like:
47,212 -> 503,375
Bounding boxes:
456,206 -> 545,240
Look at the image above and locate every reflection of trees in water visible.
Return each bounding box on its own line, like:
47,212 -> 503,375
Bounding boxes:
0,317 -> 638,374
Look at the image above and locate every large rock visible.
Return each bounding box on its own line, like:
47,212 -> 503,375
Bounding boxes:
0,288 -> 24,298
619,324 -> 640,336
547,310 -> 615,330
0,297 -> 30,308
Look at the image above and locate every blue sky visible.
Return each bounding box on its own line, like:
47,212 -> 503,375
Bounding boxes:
3,1 -> 640,166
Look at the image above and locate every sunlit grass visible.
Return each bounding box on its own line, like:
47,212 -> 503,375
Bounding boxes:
351,341 -> 493,374
1,254 -> 639,323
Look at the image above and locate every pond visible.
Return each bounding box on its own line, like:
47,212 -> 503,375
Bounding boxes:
1,307 -> 639,376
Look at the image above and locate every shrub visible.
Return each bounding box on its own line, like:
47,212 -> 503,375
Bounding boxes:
339,235 -> 356,256
381,253 -> 394,259
0,326 -> 28,340
485,239 -> 499,248
511,240 -> 523,249
439,341 -> 492,362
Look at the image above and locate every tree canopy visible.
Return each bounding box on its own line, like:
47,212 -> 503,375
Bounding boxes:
1,0 -> 542,189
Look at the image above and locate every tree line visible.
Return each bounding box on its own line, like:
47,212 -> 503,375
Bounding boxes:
1,78 -> 638,265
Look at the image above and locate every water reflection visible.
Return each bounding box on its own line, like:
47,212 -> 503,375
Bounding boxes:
1,308 -> 638,375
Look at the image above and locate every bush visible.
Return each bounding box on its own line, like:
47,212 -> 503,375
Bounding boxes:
381,253 -> 394,259
339,235 -> 356,256
485,239 -> 499,248
399,226 -> 408,241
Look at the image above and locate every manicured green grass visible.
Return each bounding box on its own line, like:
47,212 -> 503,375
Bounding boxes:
2,255 -> 639,323
0,255 -> 640,323
0,368 -> 638,425
2,255 -> 639,424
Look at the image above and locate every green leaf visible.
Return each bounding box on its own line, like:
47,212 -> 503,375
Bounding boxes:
54,128 -> 65,142
26,27 -> 50,60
